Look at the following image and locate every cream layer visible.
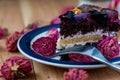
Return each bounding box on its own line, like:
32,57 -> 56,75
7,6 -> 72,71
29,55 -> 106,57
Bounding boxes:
61,29 -> 108,40
57,30 -> 117,49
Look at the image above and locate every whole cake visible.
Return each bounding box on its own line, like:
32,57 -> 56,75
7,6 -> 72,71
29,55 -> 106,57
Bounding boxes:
57,5 -> 120,49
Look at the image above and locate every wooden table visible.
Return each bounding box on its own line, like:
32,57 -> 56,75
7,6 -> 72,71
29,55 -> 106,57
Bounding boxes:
0,0 -> 120,80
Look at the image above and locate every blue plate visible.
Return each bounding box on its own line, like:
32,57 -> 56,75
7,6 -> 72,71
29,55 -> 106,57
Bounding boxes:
17,24 -> 120,69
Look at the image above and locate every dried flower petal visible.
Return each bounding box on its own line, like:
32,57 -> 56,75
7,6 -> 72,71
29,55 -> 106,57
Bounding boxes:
6,31 -> 23,52
0,27 -> 8,39
0,56 -> 32,80
0,28 -> 4,39
63,68 -> 88,80
5,22 -> 40,52
97,35 -> 119,59
32,28 -> 59,57
32,37 -> 56,57
69,53 -> 94,62
3,28 -> 8,36
46,28 -> 59,42
50,17 -> 61,24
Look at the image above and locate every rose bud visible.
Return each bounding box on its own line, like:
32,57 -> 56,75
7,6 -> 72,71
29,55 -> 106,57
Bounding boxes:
3,28 -> 8,36
6,31 -> 22,52
32,37 -> 56,57
69,53 -> 94,62
0,56 -> 32,80
0,28 -> 5,39
50,17 -> 61,24
46,28 -> 59,42
0,27 -> 8,39
63,68 -> 88,80
97,35 -> 119,60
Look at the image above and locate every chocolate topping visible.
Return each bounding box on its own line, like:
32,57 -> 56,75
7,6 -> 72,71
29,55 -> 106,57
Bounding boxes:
90,10 -> 108,28
59,11 -> 75,22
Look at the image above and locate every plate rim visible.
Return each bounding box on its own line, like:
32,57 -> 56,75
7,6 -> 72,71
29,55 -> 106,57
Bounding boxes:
17,24 -> 120,69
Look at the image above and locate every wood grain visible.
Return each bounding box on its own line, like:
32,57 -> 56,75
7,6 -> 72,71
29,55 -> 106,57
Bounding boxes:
0,0 -> 35,80
0,0 -> 120,80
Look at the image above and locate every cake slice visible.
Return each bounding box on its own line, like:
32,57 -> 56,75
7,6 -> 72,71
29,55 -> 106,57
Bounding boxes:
57,5 -> 120,49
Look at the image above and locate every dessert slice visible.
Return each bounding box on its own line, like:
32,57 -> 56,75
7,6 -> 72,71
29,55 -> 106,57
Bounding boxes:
57,5 -> 120,49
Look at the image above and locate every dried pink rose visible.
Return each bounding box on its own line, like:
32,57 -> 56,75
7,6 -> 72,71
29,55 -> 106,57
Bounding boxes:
32,37 -> 56,57
0,27 -> 8,39
6,31 -> 23,52
60,6 -> 75,14
3,28 -> 8,36
63,68 -> 88,80
0,28 -> 5,39
97,35 -> 119,60
69,53 -> 94,62
46,28 -> 59,42
21,22 -> 40,34
0,56 -> 32,80
32,28 -> 59,57
50,17 -> 61,24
